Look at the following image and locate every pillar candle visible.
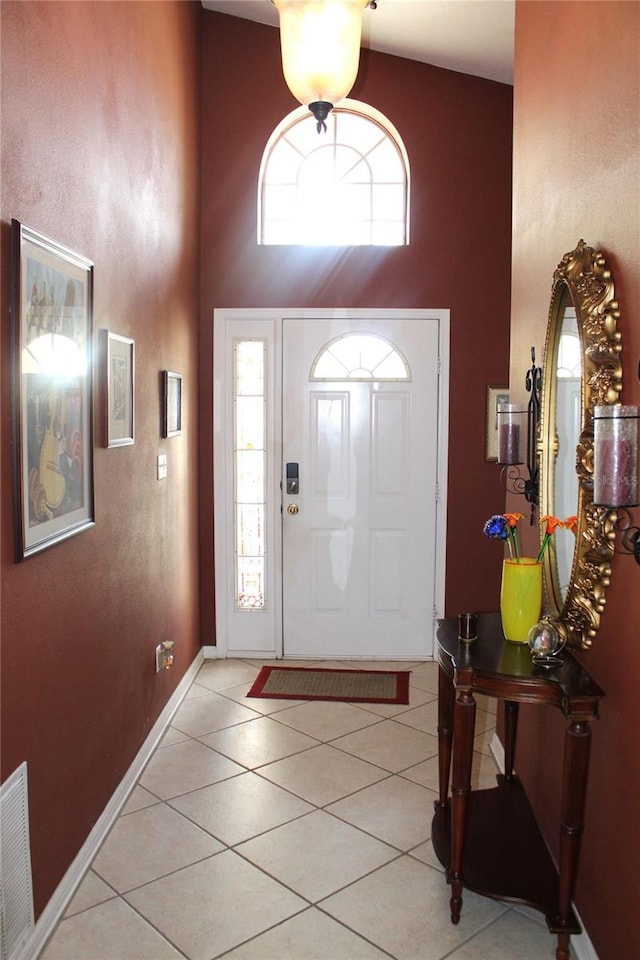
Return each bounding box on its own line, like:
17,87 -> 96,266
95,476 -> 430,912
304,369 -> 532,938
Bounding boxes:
594,438 -> 637,506
499,422 -> 521,464
593,405 -> 639,507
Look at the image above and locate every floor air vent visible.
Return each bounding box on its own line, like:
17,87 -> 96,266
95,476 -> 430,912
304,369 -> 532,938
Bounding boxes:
0,763 -> 34,960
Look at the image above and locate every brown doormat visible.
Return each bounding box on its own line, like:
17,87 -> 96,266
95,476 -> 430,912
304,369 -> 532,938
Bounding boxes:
246,666 -> 410,704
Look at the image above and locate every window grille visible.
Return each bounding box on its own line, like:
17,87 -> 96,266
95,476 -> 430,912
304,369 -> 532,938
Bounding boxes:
258,100 -> 410,246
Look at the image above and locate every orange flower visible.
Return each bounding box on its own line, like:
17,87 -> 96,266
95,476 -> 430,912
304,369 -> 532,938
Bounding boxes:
541,515 -> 562,535
502,512 -> 524,561
537,514 -> 577,562
503,512 -> 525,527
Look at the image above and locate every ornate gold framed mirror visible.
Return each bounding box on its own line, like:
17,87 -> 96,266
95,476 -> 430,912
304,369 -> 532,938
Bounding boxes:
539,240 -> 623,648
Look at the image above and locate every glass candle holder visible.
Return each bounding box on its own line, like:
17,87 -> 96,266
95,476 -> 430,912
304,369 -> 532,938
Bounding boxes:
593,404 -> 639,507
497,403 -> 524,464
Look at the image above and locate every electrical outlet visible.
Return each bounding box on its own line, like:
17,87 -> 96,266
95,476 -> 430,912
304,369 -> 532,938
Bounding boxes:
155,640 -> 175,672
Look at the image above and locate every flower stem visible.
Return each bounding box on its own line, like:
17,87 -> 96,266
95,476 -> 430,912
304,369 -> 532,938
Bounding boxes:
537,534 -> 550,563
512,527 -> 521,562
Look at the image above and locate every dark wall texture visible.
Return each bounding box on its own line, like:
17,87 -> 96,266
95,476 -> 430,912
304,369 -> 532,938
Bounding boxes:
1,0 -> 202,914
510,3 -> 640,958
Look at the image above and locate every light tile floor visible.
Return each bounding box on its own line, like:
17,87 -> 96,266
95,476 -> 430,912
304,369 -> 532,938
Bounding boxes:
40,659 -> 575,960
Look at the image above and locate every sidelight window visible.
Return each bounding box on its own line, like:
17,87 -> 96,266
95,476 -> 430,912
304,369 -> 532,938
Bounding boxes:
234,340 -> 266,610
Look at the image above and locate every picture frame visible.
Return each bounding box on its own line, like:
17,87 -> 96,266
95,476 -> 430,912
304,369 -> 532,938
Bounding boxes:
485,384 -> 509,461
162,370 -> 182,438
104,331 -> 135,447
12,220 -> 95,560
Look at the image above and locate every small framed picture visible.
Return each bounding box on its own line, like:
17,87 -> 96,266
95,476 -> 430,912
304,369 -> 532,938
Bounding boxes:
162,370 -> 182,438
485,385 -> 509,461
12,220 -> 95,559
104,331 -> 135,447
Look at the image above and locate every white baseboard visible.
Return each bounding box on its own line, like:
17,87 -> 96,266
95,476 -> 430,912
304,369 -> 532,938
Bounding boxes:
17,673 -> 599,960
202,645 -> 218,659
16,649 -> 204,960
570,927 -> 600,960
489,731 -> 505,772
488,733 -> 598,960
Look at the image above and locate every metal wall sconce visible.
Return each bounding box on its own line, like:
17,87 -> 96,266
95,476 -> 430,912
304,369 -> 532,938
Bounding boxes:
593,404 -> 640,564
497,348 -> 542,524
612,510 -> 640,563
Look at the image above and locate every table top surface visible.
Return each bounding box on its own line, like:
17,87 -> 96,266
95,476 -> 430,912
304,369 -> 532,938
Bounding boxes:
436,612 -> 605,709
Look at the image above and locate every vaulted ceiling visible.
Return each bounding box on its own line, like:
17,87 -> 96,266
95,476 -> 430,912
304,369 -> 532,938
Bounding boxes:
201,0 -> 515,85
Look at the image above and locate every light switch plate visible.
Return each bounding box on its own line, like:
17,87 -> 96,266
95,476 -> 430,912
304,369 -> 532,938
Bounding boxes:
157,454 -> 167,480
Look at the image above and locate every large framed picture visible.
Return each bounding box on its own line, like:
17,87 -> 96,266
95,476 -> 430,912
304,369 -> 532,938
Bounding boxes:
104,331 -> 135,447
162,370 -> 182,438
485,384 -> 509,461
12,220 -> 95,560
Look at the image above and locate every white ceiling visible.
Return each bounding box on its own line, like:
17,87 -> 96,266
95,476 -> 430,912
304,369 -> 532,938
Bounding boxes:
201,0 -> 515,85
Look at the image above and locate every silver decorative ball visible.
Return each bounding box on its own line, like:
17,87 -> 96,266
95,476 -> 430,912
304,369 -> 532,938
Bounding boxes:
527,619 -> 561,656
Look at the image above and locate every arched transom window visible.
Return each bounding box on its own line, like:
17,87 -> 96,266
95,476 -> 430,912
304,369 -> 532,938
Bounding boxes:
258,100 -> 410,247
310,333 -> 410,381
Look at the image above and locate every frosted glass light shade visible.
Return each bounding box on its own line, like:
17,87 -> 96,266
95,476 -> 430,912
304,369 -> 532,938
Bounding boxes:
275,0 -> 366,109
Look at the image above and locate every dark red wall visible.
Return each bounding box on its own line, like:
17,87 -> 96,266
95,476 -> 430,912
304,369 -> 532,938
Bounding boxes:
1,0 -> 202,914
198,13 -> 514,641
1,0 -> 513,927
510,3 -> 640,957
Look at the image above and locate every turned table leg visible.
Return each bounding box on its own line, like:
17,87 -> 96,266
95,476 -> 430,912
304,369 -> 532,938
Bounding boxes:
449,687 -> 476,924
556,932 -> 570,960
555,719 -> 592,960
503,699 -> 519,780
436,666 -> 454,809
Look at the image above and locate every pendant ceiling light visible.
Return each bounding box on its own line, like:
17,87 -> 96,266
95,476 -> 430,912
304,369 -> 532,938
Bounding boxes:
274,0 -> 375,133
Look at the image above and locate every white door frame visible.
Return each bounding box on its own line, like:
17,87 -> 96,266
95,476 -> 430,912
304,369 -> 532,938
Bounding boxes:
213,308 -> 450,660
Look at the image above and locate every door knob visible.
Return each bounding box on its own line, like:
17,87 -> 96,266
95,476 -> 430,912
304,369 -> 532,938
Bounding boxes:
287,503 -> 299,515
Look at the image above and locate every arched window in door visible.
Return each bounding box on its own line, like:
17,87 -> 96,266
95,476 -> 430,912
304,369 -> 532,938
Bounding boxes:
310,333 -> 411,381
258,100 -> 410,246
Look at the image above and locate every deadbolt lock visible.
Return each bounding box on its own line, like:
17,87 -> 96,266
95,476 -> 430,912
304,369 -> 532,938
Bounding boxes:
286,462 -> 299,495
287,503 -> 299,516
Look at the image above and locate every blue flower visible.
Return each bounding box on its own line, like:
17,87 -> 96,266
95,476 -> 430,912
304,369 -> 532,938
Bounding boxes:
483,514 -> 509,540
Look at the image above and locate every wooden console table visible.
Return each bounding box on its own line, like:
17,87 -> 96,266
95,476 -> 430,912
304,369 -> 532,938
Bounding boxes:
431,612 -> 604,960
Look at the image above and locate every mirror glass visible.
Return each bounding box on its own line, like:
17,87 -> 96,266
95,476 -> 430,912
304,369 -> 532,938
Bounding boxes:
539,241 -> 623,649
545,286 -> 581,603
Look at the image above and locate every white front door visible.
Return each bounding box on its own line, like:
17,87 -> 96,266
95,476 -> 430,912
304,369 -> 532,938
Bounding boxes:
282,317 -> 440,659
213,309 -> 449,661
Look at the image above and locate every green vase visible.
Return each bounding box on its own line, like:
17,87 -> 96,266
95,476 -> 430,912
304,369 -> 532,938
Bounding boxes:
500,557 -> 543,643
